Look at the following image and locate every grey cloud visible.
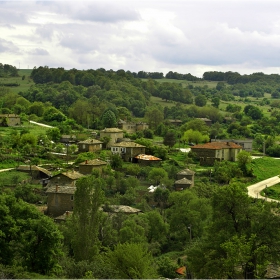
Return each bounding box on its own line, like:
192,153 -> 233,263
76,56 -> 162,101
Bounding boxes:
29,48 -> 49,55
72,2 -> 140,23
0,38 -> 19,53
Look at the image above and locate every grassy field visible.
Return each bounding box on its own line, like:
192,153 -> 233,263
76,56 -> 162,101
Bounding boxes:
0,121 -> 51,139
261,183 -> 280,200
142,78 -> 219,88
249,157 -> 280,182
0,69 -> 34,94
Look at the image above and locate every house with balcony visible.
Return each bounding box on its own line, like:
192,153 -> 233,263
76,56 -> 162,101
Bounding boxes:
111,141 -> 146,162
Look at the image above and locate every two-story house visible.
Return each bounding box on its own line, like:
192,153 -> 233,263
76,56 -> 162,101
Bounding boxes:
77,139 -> 103,153
79,159 -> 108,175
111,141 -> 146,162
100,128 -> 124,148
191,141 -> 242,166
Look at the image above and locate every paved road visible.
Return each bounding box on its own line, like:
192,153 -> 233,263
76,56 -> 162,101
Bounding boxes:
247,175 -> 280,202
29,120 -> 53,128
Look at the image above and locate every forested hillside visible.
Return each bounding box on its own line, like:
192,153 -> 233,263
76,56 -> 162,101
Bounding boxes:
2,64 -> 280,278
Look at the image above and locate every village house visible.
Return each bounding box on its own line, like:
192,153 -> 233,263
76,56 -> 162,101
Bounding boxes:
16,165 -> 52,180
174,177 -> 193,191
134,154 -> 162,165
79,159 -> 108,175
196,117 -> 212,126
191,141 -> 242,166
46,183 -> 76,217
60,134 -> 77,144
111,141 -> 146,162
99,127 -> 124,148
166,119 -> 183,126
48,170 -> 85,186
211,138 -> 253,152
0,114 -> 21,126
118,119 -> 149,133
176,168 -> 195,187
77,138 -> 103,153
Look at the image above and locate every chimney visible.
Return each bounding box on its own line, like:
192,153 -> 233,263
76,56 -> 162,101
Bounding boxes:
66,211 -> 69,217
85,160 -> 88,164
56,185 -> 59,192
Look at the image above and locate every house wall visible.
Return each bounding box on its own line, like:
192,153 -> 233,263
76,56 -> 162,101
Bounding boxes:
177,173 -> 194,183
47,193 -> 74,217
100,131 -> 124,148
123,147 -> 146,162
121,123 -> 136,133
78,143 -> 102,153
136,123 -> 149,131
192,148 -> 217,159
7,117 -> 21,126
174,183 -> 192,190
79,164 -> 106,175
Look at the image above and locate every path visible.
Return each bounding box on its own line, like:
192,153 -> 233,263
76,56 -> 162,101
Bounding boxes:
29,120 -> 54,128
247,175 -> 280,203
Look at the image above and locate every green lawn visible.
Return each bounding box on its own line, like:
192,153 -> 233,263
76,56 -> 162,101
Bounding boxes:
261,183 -> 280,201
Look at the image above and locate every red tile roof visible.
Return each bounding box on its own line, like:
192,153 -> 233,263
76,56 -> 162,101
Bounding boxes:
191,142 -> 242,150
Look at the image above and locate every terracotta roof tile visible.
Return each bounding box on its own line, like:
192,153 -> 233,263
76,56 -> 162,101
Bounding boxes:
191,142 -> 242,150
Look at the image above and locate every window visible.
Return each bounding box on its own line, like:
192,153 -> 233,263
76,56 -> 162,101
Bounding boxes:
70,195 -> 74,201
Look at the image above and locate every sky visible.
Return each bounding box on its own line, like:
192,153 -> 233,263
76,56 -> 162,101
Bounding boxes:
1,0 -> 280,77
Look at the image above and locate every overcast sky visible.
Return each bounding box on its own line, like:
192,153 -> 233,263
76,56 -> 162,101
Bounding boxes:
1,0 -> 280,77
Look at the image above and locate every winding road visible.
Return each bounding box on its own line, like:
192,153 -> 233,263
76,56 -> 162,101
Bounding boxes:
247,175 -> 280,202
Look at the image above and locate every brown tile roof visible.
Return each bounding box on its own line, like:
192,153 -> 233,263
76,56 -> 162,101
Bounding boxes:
112,141 -> 145,148
191,142 -> 242,150
134,154 -> 162,161
79,159 -> 107,166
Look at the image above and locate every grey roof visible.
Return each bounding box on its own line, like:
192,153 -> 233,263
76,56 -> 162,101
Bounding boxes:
17,165 -> 52,176
177,169 -> 195,175
175,178 -> 193,185
105,205 -> 142,213
112,141 -> 145,148
46,183 -> 76,194
52,170 -> 85,180
78,138 -> 103,144
100,127 -> 123,133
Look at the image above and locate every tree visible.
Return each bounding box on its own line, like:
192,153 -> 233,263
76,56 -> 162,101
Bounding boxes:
144,106 -> 164,129
181,129 -> 209,144
163,130 -> 177,148
101,109 -> 117,128
0,191 -> 63,275
194,94 -> 207,107
106,243 -> 158,279
187,184 -> 280,279
237,150 -> 252,175
46,127 -> 61,142
70,176 -> 105,261
148,168 -> 168,186
211,96 -> 220,108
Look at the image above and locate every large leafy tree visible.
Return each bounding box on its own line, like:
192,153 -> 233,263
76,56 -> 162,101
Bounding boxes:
69,176 -> 105,261
0,191 -> 63,275
187,184 -> 280,279
106,242 -> 158,279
